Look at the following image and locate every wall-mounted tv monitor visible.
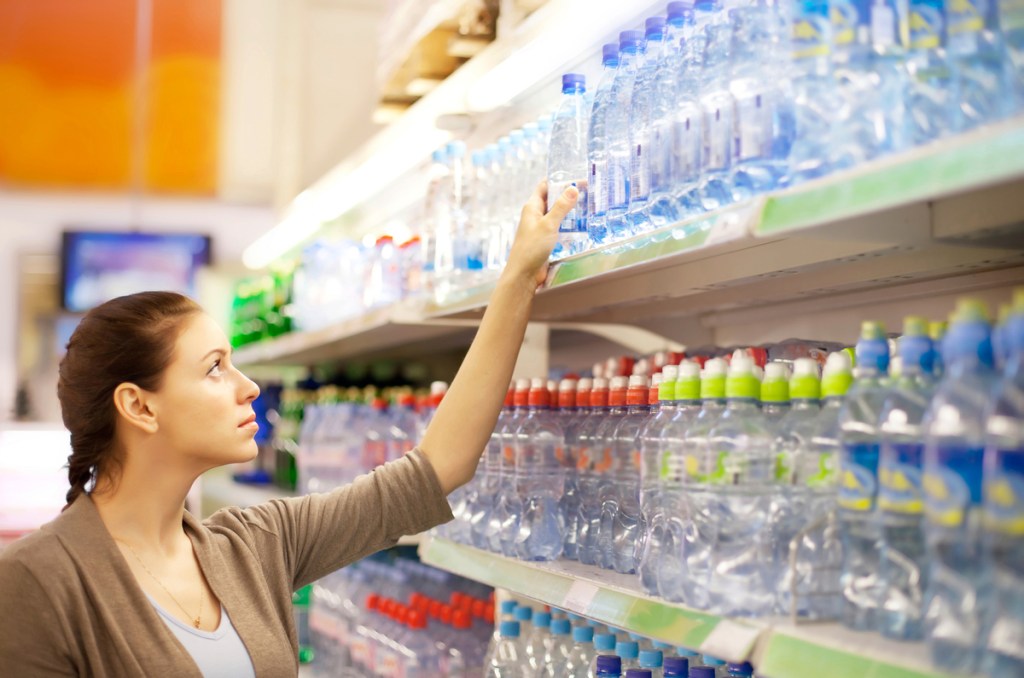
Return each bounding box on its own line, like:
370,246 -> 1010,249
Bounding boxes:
61,231 -> 212,313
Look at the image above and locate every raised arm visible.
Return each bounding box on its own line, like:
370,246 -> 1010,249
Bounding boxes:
419,181 -> 579,493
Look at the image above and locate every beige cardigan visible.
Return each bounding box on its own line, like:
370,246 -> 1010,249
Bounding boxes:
0,450 -> 454,677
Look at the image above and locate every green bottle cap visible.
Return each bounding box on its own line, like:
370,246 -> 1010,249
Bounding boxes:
821,351 -> 853,397
674,362 -> 701,401
658,365 -> 679,402
929,320 -> 947,342
700,358 -> 728,399
902,315 -> 928,337
789,358 -> 821,400
760,362 -> 790,403
726,353 -> 760,399
951,298 -> 991,324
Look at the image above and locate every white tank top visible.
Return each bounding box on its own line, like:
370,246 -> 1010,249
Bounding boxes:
146,594 -> 256,678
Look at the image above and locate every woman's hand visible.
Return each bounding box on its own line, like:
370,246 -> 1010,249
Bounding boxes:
505,180 -> 580,288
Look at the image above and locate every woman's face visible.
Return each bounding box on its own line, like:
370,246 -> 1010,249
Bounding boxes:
149,312 -> 261,470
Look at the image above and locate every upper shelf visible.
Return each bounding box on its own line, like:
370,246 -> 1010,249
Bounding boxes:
418,536 -> 959,678
235,119 -> 1024,367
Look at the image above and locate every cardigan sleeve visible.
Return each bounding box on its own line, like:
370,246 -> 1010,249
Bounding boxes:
205,448 -> 454,589
0,557 -> 76,676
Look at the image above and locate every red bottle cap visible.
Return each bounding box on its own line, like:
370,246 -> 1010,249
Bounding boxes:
453,609 -> 472,630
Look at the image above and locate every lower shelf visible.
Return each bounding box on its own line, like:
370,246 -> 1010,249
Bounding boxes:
417,536 -> 959,678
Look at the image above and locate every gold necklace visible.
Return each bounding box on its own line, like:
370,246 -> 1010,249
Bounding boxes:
117,539 -> 204,629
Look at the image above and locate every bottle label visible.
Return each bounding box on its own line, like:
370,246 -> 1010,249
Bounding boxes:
924,445 -> 984,527
909,0 -> 943,49
838,442 -> 879,511
946,0 -> 985,35
631,143 -> 651,199
792,15 -> 832,59
685,450 -> 728,484
735,92 -> 773,161
610,157 -> 630,209
984,449 -> 1024,536
703,105 -> 732,171
591,162 -> 608,214
806,453 -> 838,488
879,461 -> 925,514
673,105 -> 702,180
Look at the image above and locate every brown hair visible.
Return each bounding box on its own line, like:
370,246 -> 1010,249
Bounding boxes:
57,291 -> 202,508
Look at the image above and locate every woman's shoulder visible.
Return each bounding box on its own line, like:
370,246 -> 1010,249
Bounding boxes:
0,512 -> 81,590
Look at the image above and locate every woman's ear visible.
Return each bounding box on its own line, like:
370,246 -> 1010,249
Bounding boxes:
112,382 -> 159,434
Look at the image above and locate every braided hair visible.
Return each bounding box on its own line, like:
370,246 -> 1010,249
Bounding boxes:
57,291 -> 201,508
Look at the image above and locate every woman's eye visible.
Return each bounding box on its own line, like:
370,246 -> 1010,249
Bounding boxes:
208,360 -> 223,376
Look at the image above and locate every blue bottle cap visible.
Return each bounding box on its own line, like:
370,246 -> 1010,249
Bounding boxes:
597,655 -> 623,674
664,656 -> 689,676
667,1 -> 692,19
689,668 -> 716,678
431,148 -> 446,163
645,16 -> 667,37
943,298 -> 994,368
639,649 -> 664,667
573,625 -> 595,643
619,30 -> 644,51
603,43 -> 620,64
616,641 -> 640,659
445,140 -> 466,158
595,633 -> 618,651
499,600 -> 517,615
855,321 -> 890,373
899,316 -> 934,374
522,122 -> 539,138
514,605 -> 533,621
533,610 -> 552,628
562,73 -> 586,92
499,620 -> 520,638
728,662 -> 754,676
509,129 -> 525,144
551,618 -> 572,635
471,150 -> 484,166
626,671 -> 653,678
703,655 -> 726,666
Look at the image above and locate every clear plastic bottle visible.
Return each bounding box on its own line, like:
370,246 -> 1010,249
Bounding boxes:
616,640 -> 641,672
729,4 -> 790,202
1002,0 -> 1024,112
538,617 -> 574,677
549,74 -> 591,260
422,147 -> 449,292
904,0 -> 955,145
838,321 -> 891,630
877,316 -> 937,640
576,378 -> 614,565
672,33 -> 708,221
945,0 -> 1012,131
594,376 -> 633,569
588,44 -> 621,248
673,357 -> 729,606
524,609 -> 553,672
471,386 -> 514,549
628,17 -> 670,235
485,620 -> 530,678
703,352 -> 776,616
494,380 -> 530,556
922,299 -> 998,674
981,289 -> 1024,676
606,375 -> 651,573
698,20 -> 737,212
606,31 -> 645,243
786,0 -> 841,185
514,378 -> 567,561
760,361 -> 792,429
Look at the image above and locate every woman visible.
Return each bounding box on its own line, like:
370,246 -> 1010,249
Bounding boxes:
0,183 -> 579,676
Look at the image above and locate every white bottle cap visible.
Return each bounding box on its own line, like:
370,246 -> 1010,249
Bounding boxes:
531,377 -> 547,389
792,357 -> 820,378
678,360 -> 701,379
703,357 -> 728,378
753,365 -> 764,381
430,381 -> 449,395
592,377 -> 609,389
593,363 -> 605,378
559,378 -> 578,391
515,378 -> 532,391
628,374 -> 648,388
651,373 -> 663,386
660,365 -> 680,380
547,379 -> 559,393
634,359 -> 650,376
577,377 -> 593,390
823,351 -> 852,376
610,376 -> 629,389
729,352 -> 755,376
764,361 -> 789,381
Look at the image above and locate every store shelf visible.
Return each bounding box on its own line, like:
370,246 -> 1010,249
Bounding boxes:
231,303 -> 478,368
427,118 -> 1024,325
418,537 -> 958,678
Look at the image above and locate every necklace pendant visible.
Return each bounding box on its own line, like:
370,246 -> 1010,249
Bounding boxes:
193,618 -> 200,628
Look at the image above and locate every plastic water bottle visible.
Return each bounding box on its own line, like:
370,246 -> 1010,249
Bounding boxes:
537,618 -> 574,677
648,4 -> 693,229
672,33 -> 708,220
616,640 -> 641,672
760,361 -> 792,428
594,376 -> 633,569
702,655 -> 727,675
562,625 -> 596,677
495,379 -> 530,556
638,365 -> 685,594
577,378 -> 612,565
485,620 -> 529,677
945,0 -> 1012,131
904,0 -> 955,145
830,0 -> 909,167
703,351 -> 776,616
639,648 -> 664,678
549,74 -> 590,260
588,44 -> 621,248
645,362 -> 702,598
729,4 -> 789,202
559,378 -> 584,561
524,610 -> 553,671
981,290 -> 1024,675
922,299 -> 998,674
877,317 -> 937,640
628,17 -> 670,235
838,321 -> 891,630
515,378 -> 567,561
596,654 -> 624,678
606,31 -> 645,243
786,0 -> 842,185
606,375 -> 651,573
698,20 -> 737,212
1002,0 -> 1024,112
470,386 -> 514,549
672,358 -> 729,605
